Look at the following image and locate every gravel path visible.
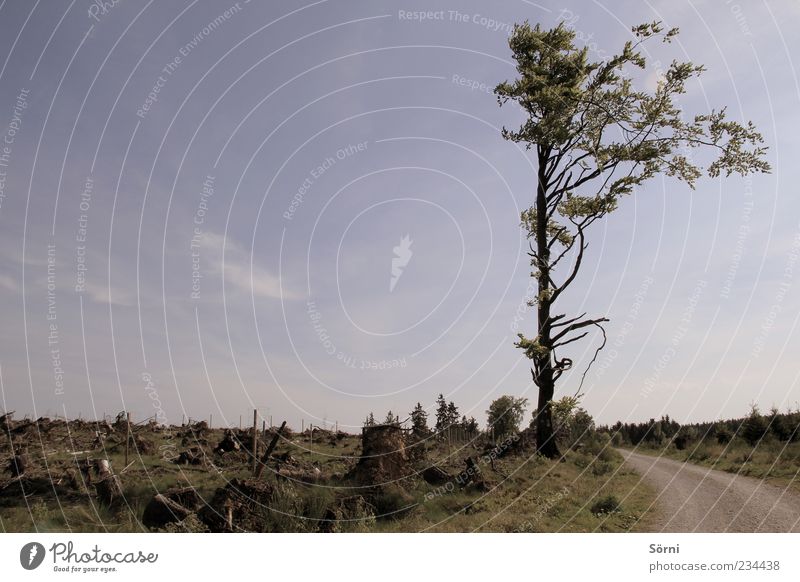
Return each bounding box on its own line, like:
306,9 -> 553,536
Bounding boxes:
619,449 -> 800,532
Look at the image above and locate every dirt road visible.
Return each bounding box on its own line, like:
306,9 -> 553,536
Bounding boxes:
619,449 -> 800,532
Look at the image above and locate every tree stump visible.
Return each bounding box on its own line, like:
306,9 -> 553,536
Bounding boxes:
8,452 -> 28,477
93,459 -> 123,505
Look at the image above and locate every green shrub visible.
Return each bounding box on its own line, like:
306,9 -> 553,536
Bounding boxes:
572,453 -> 592,469
372,485 -> 416,520
582,437 -> 616,461
590,494 -> 621,515
741,406 -> 769,446
597,445 -> 616,463
716,428 -> 732,444
591,461 -> 614,476
551,396 -> 597,450
768,408 -> 792,441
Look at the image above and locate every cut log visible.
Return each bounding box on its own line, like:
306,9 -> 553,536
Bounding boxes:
142,487 -> 200,529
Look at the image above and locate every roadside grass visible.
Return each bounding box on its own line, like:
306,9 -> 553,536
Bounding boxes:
624,438 -> 800,493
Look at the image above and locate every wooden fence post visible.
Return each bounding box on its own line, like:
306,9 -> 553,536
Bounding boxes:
125,412 -> 131,467
255,421 -> 286,478
252,409 -> 258,476
447,426 -> 451,455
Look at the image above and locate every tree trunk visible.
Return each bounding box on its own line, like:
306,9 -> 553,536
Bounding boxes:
534,147 -> 560,459
534,362 -> 559,458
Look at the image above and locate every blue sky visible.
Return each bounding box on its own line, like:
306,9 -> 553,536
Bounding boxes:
1,0 -> 799,431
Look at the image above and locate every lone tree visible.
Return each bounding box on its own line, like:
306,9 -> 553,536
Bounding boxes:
495,21 -> 770,458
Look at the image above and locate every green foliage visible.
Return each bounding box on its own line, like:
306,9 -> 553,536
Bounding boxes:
372,485 -> 415,520
768,407 -> 791,441
497,20 -> 768,213
584,434 -> 616,463
550,394 -> 579,420
435,394 -> 449,433
613,407 -> 800,450
521,207 -> 573,247
673,426 -> 698,450
549,395 -> 596,449
741,405 -> 769,446
487,395 -> 529,438
255,482 -> 336,533
571,409 -> 596,441
410,402 -> 430,436
591,460 -> 614,476
434,394 -> 460,434
714,423 -> 732,444
515,334 -> 551,360
446,402 -> 460,426
461,415 -> 479,433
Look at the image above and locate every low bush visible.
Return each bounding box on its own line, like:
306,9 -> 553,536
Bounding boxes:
591,461 -> 614,476
590,494 -> 621,515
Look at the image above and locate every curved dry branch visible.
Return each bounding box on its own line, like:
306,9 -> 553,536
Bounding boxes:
574,321 -> 608,397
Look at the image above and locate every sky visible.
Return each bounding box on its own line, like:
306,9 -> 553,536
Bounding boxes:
0,0 -> 799,432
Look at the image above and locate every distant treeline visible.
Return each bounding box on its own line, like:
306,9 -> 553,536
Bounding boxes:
603,406 -> 800,450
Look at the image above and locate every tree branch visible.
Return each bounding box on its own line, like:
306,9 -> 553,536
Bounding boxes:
575,320 -> 608,397
551,312 -> 588,329
552,316 -> 610,344
553,332 -> 588,349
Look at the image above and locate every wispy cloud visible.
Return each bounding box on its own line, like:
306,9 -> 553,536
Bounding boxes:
0,273 -> 19,292
82,282 -> 133,307
200,232 -> 298,300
